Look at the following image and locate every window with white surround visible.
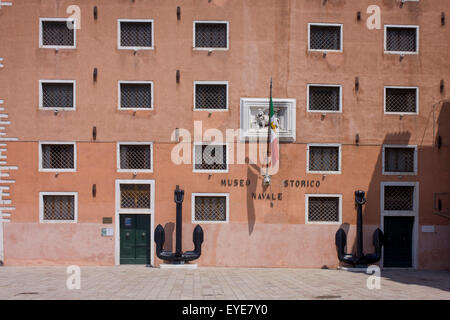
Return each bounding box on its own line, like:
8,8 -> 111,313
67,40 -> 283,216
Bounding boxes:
193,143 -> 228,173
39,18 -> 76,49
39,142 -> 76,172
39,80 -> 76,110
118,19 -> 154,50
307,144 -> 341,174
192,193 -> 229,223
384,25 -> 419,54
384,86 -> 418,114
118,182 -> 153,213
382,145 -> 417,175
117,142 -> 153,172
308,23 -> 343,52
305,194 -> 342,224
193,21 -> 229,50
194,81 -> 228,110
307,84 -> 342,112
39,192 -> 78,223
382,184 -> 417,212
118,81 -> 153,110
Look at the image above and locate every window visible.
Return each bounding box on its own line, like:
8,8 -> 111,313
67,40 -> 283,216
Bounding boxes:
194,21 -> 229,50
194,81 -> 228,110
39,80 -> 76,110
383,185 -> 416,211
384,86 -> 418,114
39,142 -> 76,172
307,85 -> 342,112
193,143 -> 228,172
385,25 -> 419,54
383,145 -> 417,175
117,142 -> 153,172
118,81 -> 153,109
192,193 -> 229,223
39,192 -> 77,223
305,195 -> 342,224
307,144 -> 341,174
120,184 -> 151,210
118,19 -> 153,50
308,23 -> 342,52
39,18 -> 76,49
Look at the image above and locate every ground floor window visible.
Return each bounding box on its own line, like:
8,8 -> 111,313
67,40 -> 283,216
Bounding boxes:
191,193 -> 229,223
305,194 -> 342,224
39,192 -> 77,223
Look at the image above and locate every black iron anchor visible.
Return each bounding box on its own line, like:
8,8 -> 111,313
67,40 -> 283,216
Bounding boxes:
154,185 -> 204,263
335,190 -> 384,266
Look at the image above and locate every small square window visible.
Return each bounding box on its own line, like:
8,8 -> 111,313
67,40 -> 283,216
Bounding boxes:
118,20 -> 153,49
308,24 -> 342,51
120,184 -> 151,210
385,25 -> 418,54
119,81 -> 153,109
40,18 -> 76,48
39,192 -> 77,223
192,193 -> 229,223
306,195 -> 341,223
383,145 -> 417,175
308,85 -> 341,112
39,142 -> 76,172
194,144 -> 228,172
384,185 -> 415,211
385,87 -> 418,114
194,21 -> 228,50
194,82 -> 228,110
118,143 -> 153,172
307,145 -> 341,173
40,81 -> 75,110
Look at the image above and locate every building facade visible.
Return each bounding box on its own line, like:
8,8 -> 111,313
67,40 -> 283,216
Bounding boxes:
0,0 -> 449,269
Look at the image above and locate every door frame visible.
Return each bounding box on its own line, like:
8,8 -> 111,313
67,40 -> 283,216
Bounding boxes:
115,179 -> 155,266
380,181 -> 419,269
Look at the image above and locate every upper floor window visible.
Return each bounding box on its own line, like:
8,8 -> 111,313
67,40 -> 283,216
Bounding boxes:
194,21 -> 229,50
384,86 -> 418,114
39,80 -> 76,110
385,25 -> 419,54
118,19 -> 154,50
193,143 -> 228,173
39,192 -> 78,223
39,142 -> 76,172
118,81 -> 153,110
194,81 -> 228,110
307,84 -> 342,112
382,145 -> 417,175
307,144 -> 341,174
39,18 -> 76,49
117,142 -> 153,172
308,23 -> 342,52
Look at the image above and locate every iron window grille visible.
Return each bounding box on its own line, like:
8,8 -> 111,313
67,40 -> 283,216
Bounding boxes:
193,195 -> 228,222
194,144 -> 227,172
194,22 -> 228,49
119,82 -> 153,109
385,87 -> 418,114
384,185 -> 415,211
309,24 -> 342,51
383,146 -> 416,174
308,145 -> 340,173
119,20 -> 153,49
120,184 -> 151,209
40,81 -> 75,109
40,143 -> 75,170
307,196 -> 341,223
308,85 -> 341,112
40,19 -> 75,48
195,82 -> 228,110
118,143 -> 152,171
385,26 -> 418,53
41,194 -> 76,222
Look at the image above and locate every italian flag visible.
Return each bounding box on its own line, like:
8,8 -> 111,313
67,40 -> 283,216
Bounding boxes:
268,81 -> 279,169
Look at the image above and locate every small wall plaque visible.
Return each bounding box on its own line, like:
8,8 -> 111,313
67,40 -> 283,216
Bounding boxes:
101,228 -> 113,237
102,217 -> 112,224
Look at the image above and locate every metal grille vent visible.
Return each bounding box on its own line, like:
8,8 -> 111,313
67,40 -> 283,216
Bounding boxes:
42,83 -> 74,109
42,144 -> 74,169
195,23 -> 227,48
120,22 -> 152,47
308,197 -> 340,222
384,186 -> 414,211
195,144 -> 227,171
120,144 -> 151,170
309,146 -> 339,172
385,147 -> 415,173
120,184 -> 151,209
42,21 -> 74,46
43,195 -> 75,221
195,84 -> 227,109
309,86 -> 340,111
385,88 -> 417,113
194,196 -> 227,221
120,83 -> 152,109
386,27 -> 417,52
309,25 -> 341,50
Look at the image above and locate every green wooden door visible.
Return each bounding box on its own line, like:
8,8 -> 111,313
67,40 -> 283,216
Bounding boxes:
120,214 -> 150,265
384,216 -> 414,268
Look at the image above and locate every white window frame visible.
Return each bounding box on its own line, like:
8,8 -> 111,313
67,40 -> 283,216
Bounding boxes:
384,25 -> 419,55
38,141 -> 76,172
305,194 -> 342,224
39,18 -> 76,49
306,143 -> 342,174
191,193 -> 230,224
116,142 -> 154,173
308,23 -> 343,53
39,192 -> 78,223
193,21 -> 229,51
193,81 -> 229,111
384,86 -> 419,115
39,80 -> 76,111
118,80 -> 154,110
116,180 -> 155,214
117,19 -> 154,50
307,84 -> 343,113
193,142 -> 229,173
382,144 -> 418,176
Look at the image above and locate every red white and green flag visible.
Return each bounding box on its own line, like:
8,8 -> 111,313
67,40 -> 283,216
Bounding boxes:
268,79 -> 279,169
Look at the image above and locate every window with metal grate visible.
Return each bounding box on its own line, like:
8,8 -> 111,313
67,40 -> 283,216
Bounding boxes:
384,186 -> 415,211
385,87 -> 417,113
309,24 -> 342,51
120,21 -> 153,48
41,144 -> 75,170
195,83 -> 227,109
41,82 -> 74,109
43,195 -> 75,221
120,82 -> 152,109
41,20 -> 75,47
308,85 -> 341,111
307,196 -> 340,222
119,144 -> 152,171
194,144 -> 227,172
384,147 -> 415,173
386,27 -> 417,53
308,146 -> 340,172
120,184 -> 151,209
194,22 -> 228,49
194,195 -> 227,222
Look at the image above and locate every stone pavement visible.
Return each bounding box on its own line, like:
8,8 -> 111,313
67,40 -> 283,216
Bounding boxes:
0,266 -> 449,300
